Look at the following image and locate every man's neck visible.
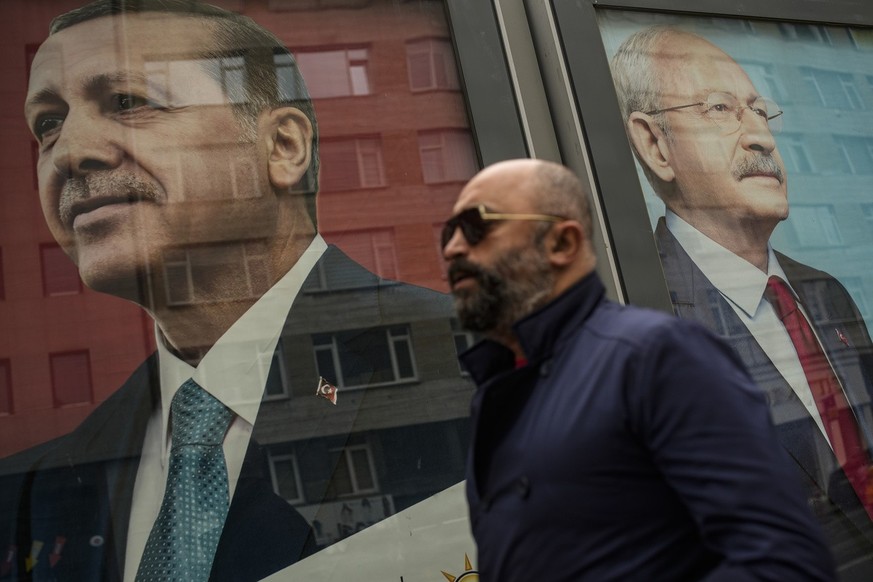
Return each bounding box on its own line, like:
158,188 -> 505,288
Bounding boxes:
148,232 -> 317,366
671,209 -> 774,272
154,299 -> 259,366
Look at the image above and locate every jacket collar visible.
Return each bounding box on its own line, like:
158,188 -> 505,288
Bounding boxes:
460,271 -> 605,385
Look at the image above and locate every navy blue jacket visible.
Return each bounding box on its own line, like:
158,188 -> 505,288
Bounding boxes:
461,272 -> 835,581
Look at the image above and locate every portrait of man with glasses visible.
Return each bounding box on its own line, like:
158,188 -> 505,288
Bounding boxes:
611,25 -> 873,578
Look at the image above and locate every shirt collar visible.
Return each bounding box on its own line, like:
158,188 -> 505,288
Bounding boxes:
460,272 -> 605,385
666,210 -> 795,317
156,235 -> 327,453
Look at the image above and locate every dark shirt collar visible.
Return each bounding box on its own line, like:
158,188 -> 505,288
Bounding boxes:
460,271 -> 605,385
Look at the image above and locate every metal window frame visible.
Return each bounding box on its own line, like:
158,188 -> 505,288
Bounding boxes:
544,0 -> 873,311
268,451 -> 306,505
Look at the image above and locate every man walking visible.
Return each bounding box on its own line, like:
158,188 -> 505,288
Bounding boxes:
442,158 -> 835,581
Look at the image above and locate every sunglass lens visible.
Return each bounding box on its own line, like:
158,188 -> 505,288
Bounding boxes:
441,208 -> 486,249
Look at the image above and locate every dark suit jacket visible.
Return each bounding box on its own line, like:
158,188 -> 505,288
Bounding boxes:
0,245 -> 464,581
461,272 -> 834,581
656,218 -> 873,580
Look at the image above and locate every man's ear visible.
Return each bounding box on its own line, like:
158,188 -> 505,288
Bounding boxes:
266,106 -> 313,190
626,112 -> 675,183
546,221 -> 586,268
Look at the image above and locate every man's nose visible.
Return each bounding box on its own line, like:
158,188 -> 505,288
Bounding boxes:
50,110 -> 123,178
442,226 -> 470,261
738,108 -> 777,154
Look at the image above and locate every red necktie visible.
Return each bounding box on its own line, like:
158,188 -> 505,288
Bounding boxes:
765,276 -> 873,518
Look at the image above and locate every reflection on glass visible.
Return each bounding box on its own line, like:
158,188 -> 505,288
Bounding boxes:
0,0 -> 478,579
600,11 -> 873,575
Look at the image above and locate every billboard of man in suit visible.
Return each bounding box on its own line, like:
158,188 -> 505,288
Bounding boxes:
1,1 -> 472,580
610,25 -> 873,578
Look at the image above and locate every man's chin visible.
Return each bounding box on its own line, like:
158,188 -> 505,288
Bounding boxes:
78,261 -> 152,306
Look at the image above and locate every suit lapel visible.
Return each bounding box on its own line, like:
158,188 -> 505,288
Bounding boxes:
15,356 -> 158,580
655,220 -> 873,544
218,246 -> 382,577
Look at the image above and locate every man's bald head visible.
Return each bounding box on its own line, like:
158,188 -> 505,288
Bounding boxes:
465,159 -> 594,244
444,159 -> 597,345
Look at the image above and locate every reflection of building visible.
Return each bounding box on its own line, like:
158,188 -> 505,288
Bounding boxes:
0,0 -> 476,482
629,15 -> 873,327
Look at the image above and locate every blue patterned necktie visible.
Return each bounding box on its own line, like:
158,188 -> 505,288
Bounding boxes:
136,379 -> 234,582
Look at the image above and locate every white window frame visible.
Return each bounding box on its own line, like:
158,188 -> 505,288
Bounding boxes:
163,250 -> 195,306
312,326 -> 418,390
405,38 -> 460,92
320,137 -> 386,191
780,23 -> 833,44
839,73 -> 865,110
789,204 -> 844,248
778,134 -> 816,174
294,47 -> 371,98
417,129 -> 477,184
268,452 -> 305,504
260,341 -> 290,401
329,443 -> 379,497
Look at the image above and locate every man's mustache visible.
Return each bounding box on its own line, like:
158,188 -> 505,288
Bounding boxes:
448,257 -> 484,288
732,154 -> 784,184
59,172 -> 162,226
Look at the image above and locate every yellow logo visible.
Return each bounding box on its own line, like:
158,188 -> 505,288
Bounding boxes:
441,554 -> 478,581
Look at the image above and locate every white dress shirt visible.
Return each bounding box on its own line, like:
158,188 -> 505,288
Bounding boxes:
123,235 -> 327,581
666,211 -> 837,444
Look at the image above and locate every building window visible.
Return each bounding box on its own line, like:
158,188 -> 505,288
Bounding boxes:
451,319 -> 475,375
738,62 -> 785,103
320,137 -> 386,191
295,48 -> 370,99
710,18 -> 755,34
802,68 -> 865,110
269,453 -> 305,504
841,277 -> 871,318
262,341 -> 290,400
789,205 -> 844,248
778,134 -> 815,174
40,243 -> 81,296
162,243 -> 269,306
313,325 -> 417,389
406,38 -> 460,92
328,444 -> 378,497
146,57 -> 247,107
50,351 -> 92,407
418,130 -> 477,184
835,136 -> 873,175
0,360 -> 12,415
846,28 -> 873,50
779,23 -> 833,44
318,229 -> 398,283
862,203 -> 873,226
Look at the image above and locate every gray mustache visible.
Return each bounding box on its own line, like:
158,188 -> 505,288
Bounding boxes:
59,172 -> 161,225
732,155 -> 784,183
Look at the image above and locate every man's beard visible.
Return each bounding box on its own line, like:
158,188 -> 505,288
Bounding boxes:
448,243 -> 554,336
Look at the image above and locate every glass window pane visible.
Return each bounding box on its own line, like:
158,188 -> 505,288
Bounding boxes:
0,360 -> 11,415
41,244 -> 80,296
50,351 -> 92,407
350,448 -> 375,491
315,347 -> 338,385
329,450 -> 353,497
337,328 -> 393,386
273,458 -> 301,501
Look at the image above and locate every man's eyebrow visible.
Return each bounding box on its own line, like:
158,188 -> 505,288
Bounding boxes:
25,71 -> 168,114
25,88 -> 62,113
83,71 -> 153,96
